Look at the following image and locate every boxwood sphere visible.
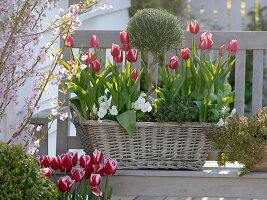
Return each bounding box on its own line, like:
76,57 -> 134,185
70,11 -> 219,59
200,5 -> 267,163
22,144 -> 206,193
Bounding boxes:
127,8 -> 184,58
0,143 -> 58,200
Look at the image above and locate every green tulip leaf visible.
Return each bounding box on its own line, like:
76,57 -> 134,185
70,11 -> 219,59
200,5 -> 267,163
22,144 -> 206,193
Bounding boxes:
194,100 -> 205,122
116,110 -> 136,136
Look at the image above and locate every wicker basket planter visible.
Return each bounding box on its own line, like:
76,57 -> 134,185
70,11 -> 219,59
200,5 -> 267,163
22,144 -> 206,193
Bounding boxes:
72,107 -> 217,170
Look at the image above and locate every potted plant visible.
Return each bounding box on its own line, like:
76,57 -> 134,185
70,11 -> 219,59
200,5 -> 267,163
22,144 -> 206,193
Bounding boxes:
213,107 -> 267,176
61,9 -> 238,170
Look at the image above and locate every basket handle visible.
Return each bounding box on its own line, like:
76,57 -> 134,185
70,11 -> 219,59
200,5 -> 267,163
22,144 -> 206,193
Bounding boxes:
69,103 -> 85,123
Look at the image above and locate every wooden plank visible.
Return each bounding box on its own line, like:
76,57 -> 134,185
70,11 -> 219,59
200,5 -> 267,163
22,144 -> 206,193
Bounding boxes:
72,30 -> 121,48
134,197 -> 165,200
252,50 -> 263,114
165,197 -> 193,200
109,167 -> 267,198
73,30 -> 267,50
67,136 -> 83,149
112,196 -> 136,200
234,50 -> 246,116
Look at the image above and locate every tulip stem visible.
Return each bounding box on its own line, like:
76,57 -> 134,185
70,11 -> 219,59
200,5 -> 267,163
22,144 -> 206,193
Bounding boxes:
104,175 -> 110,198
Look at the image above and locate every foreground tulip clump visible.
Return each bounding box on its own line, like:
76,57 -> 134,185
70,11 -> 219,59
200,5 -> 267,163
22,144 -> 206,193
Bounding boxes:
39,149 -> 117,200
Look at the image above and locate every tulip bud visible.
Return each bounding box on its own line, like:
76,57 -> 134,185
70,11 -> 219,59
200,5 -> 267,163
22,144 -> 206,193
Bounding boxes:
169,56 -> 179,70
58,154 -> 72,168
65,35 -> 75,47
71,168 -> 85,182
199,32 -> 213,50
120,31 -> 130,44
89,173 -> 102,187
90,35 -> 99,48
228,40 -> 238,54
39,156 -> 51,168
50,157 -> 60,170
91,149 -> 103,165
57,176 -> 74,192
114,50 -> 123,63
104,159 -> 118,175
126,49 -> 138,63
180,48 -> 191,60
198,37 -> 208,50
189,20 -> 200,34
131,69 -> 138,81
219,45 -> 226,57
92,188 -> 103,197
80,155 -> 91,168
41,168 -> 52,178
122,44 -> 130,51
68,152 -> 78,167
92,59 -> 101,72
111,43 -> 120,57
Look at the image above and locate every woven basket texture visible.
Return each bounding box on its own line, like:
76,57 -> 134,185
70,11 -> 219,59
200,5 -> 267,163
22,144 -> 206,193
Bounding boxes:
72,110 -> 216,170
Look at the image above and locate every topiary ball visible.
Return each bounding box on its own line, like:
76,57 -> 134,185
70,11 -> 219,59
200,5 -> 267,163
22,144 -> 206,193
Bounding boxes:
127,8 -> 184,58
0,143 -> 58,200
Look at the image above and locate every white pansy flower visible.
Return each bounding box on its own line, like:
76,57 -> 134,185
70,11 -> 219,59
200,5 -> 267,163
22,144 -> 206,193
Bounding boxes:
97,107 -> 107,119
140,102 -> 152,113
92,104 -> 97,114
51,109 -> 58,116
144,102 -> 152,112
98,95 -> 107,103
216,118 -> 225,127
100,102 -> 109,110
109,106 -> 118,116
80,64 -> 87,70
134,97 -> 146,110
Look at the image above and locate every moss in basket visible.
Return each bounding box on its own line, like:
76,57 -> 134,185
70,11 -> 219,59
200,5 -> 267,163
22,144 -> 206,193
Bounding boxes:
213,107 -> 267,176
155,95 -> 199,122
127,8 -> 184,58
0,143 -> 58,199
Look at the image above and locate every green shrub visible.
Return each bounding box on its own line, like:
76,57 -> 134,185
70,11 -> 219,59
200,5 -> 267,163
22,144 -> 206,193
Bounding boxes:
155,96 -> 199,122
0,143 -> 58,200
127,8 -> 183,58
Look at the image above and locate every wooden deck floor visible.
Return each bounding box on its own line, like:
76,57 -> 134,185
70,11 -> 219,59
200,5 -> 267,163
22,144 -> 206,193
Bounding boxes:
112,196 -> 266,200
109,162 -> 267,199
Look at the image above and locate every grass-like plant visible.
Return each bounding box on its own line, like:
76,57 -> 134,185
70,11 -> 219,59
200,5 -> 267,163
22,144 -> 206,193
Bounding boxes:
127,8 -> 183,58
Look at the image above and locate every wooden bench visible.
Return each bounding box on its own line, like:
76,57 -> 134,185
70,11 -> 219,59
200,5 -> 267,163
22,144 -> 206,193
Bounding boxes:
32,30 -> 267,198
